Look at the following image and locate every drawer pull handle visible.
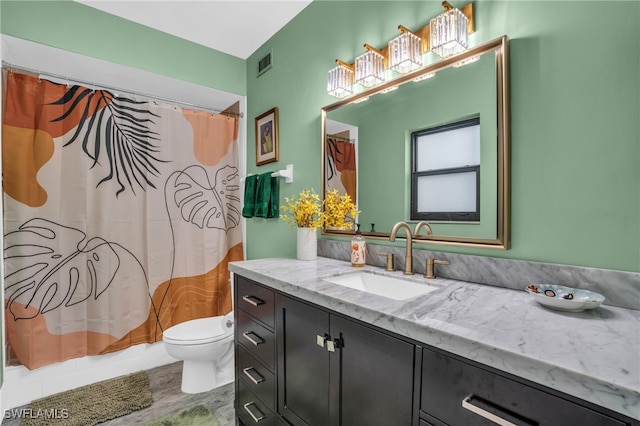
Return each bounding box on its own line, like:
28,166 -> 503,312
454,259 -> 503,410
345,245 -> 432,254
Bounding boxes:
242,295 -> 265,307
242,331 -> 265,346
243,402 -> 266,423
462,395 -> 535,426
243,367 -> 265,385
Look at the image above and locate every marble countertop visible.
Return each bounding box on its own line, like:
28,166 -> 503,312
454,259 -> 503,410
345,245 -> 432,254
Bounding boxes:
229,257 -> 640,421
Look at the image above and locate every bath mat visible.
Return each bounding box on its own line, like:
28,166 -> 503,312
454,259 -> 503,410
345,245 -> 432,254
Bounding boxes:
143,405 -> 221,426
21,371 -> 153,426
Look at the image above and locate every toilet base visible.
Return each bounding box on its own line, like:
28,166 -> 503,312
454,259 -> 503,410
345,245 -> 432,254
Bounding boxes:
180,360 -> 218,394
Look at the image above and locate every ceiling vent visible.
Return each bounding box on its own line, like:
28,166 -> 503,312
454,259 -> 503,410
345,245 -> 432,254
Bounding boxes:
257,50 -> 273,77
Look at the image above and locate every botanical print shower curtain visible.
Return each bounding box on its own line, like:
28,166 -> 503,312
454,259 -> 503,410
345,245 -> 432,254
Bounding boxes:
325,134 -> 357,204
2,70 -> 243,369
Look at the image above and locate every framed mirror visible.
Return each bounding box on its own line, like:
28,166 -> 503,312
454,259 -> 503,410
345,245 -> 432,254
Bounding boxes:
321,36 -> 510,249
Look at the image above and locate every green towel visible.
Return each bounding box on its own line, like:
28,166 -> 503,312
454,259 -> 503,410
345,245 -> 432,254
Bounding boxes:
242,174 -> 258,218
254,172 -> 273,218
267,176 -> 279,219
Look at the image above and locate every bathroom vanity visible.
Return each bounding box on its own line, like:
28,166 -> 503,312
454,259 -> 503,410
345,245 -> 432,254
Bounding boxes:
230,257 -> 639,426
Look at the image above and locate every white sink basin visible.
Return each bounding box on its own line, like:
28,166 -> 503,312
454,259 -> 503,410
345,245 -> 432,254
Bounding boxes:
324,271 -> 440,301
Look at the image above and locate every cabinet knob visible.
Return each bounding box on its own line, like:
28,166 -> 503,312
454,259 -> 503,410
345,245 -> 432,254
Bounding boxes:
327,337 -> 343,352
316,334 -> 327,348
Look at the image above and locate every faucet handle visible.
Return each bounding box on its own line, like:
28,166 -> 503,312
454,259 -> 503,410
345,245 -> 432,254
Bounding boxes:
425,258 -> 449,279
378,253 -> 394,271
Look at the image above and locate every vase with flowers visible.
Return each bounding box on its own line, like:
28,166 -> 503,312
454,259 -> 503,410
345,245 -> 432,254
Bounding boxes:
281,188 -> 359,260
280,189 -> 324,260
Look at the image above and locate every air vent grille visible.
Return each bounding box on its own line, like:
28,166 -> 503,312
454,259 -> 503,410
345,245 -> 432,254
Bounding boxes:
257,51 -> 272,77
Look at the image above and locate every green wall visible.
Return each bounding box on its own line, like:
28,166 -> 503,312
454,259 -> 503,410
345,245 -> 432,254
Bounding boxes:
245,1 -> 640,272
1,1 -> 638,271
0,0 -> 246,95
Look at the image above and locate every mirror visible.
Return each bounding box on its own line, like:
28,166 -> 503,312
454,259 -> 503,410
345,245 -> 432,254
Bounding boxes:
321,36 -> 509,249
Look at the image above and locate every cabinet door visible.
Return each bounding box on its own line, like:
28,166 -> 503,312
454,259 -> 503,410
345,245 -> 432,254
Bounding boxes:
330,315 -> 415,426
277,295 -> 331,426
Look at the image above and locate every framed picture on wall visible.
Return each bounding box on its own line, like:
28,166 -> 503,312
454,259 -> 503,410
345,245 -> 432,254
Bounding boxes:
255,107 -> 279,166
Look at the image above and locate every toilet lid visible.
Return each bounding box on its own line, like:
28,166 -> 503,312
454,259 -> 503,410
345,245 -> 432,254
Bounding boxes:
163,316 -> 232,345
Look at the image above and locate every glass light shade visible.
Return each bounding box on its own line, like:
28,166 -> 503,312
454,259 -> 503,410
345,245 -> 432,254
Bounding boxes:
355,50 -> 385,87
430,7 -> 469,58
327,64 -> 354,98
389,31 -> 423,74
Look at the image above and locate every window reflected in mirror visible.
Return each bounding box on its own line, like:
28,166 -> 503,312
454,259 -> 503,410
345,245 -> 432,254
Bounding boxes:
411,116 -> 480,222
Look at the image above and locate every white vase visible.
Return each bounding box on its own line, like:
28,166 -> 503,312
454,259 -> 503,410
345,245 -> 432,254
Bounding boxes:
296,227 -> 317,261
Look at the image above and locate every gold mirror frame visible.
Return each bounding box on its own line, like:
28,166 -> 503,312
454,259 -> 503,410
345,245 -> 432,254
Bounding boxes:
321,36 -> 510,249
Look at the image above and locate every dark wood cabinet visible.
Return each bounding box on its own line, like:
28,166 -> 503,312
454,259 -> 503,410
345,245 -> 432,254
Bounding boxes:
234,272 -> 638,426
276,294 -> 415,426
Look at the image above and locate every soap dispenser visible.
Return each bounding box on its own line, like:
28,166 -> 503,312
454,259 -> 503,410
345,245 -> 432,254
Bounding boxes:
351,223 -> 366,268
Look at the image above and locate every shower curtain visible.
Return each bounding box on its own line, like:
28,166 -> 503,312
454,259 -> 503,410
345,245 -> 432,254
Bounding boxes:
325,135 -> 357,203
2,70 -> 244,369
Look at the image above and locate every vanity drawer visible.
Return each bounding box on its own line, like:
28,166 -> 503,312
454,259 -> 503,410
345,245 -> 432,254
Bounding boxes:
238,381 -> 275,426
237,345 -> 275,410
237,310 -> 275,370
236,275 -> 275,329
420,348 -> 627,426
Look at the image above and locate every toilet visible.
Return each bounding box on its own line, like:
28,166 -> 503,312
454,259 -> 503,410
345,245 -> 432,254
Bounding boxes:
163,311 -> 235,393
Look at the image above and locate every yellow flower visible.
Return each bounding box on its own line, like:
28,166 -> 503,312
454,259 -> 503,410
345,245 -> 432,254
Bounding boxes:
280,188 -> 360,231
280,189 -> 324,230
323,189 -> 359,229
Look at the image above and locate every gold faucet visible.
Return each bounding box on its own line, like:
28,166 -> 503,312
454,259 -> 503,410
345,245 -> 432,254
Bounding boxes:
414,221 -> 433,237
425,258 -> 450,279
389,222 -> 414,275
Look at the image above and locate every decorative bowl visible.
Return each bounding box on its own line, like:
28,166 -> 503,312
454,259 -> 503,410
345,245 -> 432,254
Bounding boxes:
525,284 -> 605,312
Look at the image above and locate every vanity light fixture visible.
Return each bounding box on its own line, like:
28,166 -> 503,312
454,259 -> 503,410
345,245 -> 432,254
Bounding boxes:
325,2 -> 474,98
389,26 -> 423,74
430,1 -> 469,58
327,59 -> 355,98
355,44 -> 386,87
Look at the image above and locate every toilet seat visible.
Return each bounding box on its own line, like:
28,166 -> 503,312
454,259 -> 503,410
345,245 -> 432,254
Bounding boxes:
163,315 -> 233,345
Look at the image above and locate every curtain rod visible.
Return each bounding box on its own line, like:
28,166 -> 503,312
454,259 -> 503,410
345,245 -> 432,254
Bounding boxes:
327,133 -> 355,142
2,61 -> 243,118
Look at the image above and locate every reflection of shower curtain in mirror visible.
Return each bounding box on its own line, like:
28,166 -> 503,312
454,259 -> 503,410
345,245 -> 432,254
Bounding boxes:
325,136 -> 357,203
2,70 -> 244,369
